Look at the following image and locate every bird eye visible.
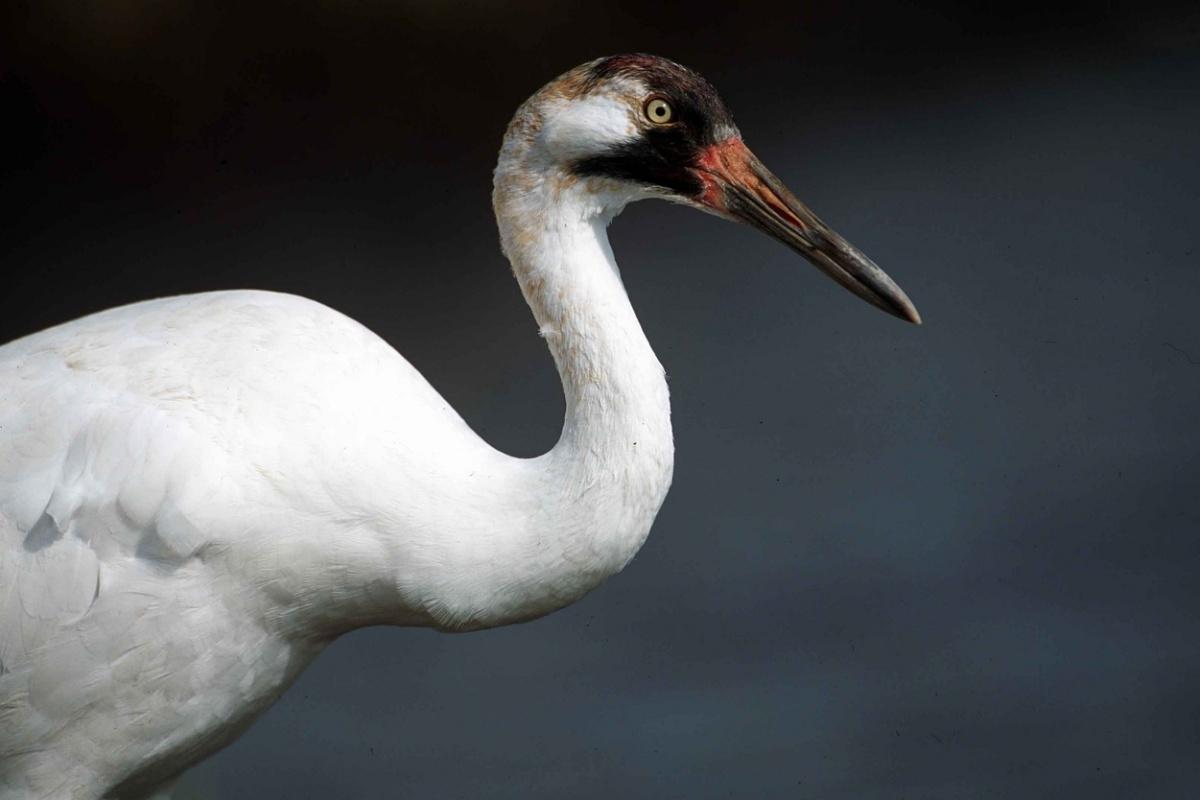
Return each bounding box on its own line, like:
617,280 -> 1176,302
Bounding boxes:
643,97 -> 674,124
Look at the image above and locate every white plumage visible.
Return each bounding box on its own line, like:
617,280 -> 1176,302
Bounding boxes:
0,55 -> 916,798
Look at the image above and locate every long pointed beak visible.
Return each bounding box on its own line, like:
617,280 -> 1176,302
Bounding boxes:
693,139 -> 921,324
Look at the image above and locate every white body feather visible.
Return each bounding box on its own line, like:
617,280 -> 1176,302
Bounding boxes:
0,72 -> 675,798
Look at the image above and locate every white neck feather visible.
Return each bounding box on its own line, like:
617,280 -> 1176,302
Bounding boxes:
466,140 -> 674,626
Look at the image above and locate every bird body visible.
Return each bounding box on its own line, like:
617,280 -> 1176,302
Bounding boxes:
0,282 -> 670,797
0,55 -> 916,798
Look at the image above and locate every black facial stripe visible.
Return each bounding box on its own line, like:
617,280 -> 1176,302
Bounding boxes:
572,133 -> 704,197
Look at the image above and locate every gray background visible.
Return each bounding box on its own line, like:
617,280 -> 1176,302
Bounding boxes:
3,1 -> 1199,797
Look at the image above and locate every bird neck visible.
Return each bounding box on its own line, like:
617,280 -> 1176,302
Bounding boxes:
474,152 -> 674,619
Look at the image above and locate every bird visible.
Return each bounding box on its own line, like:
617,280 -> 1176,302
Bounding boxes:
0,54 -> 919,799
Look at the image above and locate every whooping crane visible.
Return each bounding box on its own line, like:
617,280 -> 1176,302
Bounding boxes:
0,54 -> 919,799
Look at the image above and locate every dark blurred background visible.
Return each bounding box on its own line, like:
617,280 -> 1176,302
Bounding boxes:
3,1 -> 1200,797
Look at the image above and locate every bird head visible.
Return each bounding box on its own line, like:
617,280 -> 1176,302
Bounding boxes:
498,54 -> 920,324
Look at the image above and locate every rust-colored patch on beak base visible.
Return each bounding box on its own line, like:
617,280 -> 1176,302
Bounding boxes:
692,139 -> 921,324
694,139 -> 744,211
695,139 -> 798,226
